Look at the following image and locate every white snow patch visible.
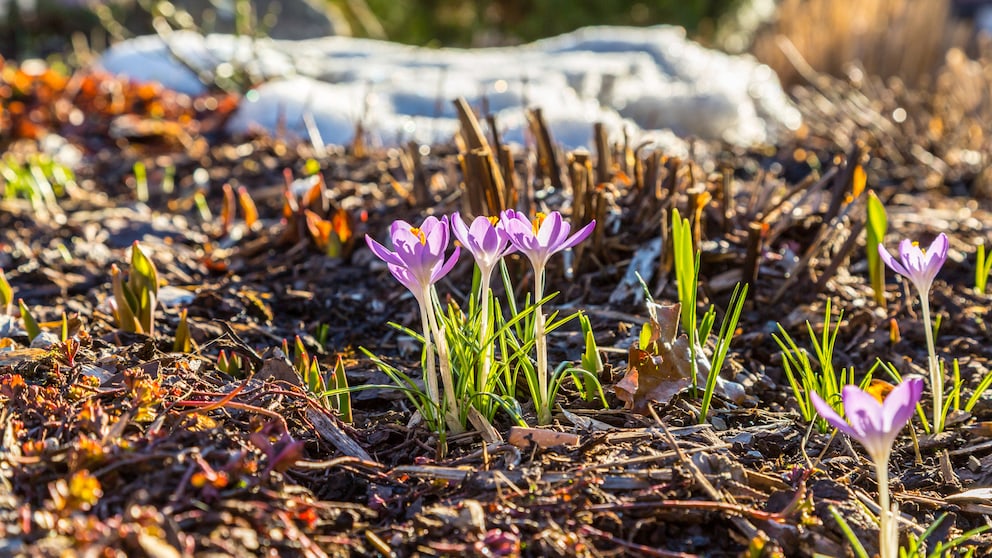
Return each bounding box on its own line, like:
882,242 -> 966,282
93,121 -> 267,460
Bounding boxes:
97,26 -> 801,150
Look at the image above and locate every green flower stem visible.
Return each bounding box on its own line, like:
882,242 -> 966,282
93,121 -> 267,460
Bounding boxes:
477,270 -> 494,398
874,456 -> 896,558
424,287 -> 463,433
534,265 -> 551,425
418,298 -> 441,423
919,294 -> 943,433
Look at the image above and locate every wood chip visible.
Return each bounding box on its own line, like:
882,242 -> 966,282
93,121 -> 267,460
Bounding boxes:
507,427 -> 580,449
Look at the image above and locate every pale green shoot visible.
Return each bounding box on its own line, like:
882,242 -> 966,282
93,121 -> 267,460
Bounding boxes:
217,350 -> 246,378
283,335 -> 352,422
0,268 -> 12,315
828,505 -> 870,558
866,191 -> 888,306
976,243 -> 992,294
672,208 -> 701,392
831,504 -> 989,558
133,161 -> 149,202
174,308 -> 191,353
574,311 -> 605,404
111,242 -> 160,335
19,299 -> 41,341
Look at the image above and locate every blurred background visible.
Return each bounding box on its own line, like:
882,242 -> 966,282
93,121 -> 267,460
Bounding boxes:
0,0 -> 988,87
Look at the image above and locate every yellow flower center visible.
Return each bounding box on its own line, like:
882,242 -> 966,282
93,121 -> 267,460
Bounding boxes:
487,216 -> 499,226
532,212 -> 546,235
913,240 -> 925,254
410,227 -> 427,245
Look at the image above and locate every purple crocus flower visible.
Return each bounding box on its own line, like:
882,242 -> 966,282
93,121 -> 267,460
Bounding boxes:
365,215 -> 464,433
811,377 -> 923,558
498,209 -> 595,425
365,216 -> 460,302
877,233 -> 948,295
499,209 -> 595,270
451,212 -> 515,277
811,377 -> 923,463
877,233 -> 948,433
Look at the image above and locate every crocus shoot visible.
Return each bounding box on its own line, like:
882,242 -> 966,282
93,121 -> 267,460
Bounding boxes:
878,233 -> 948,432
451,213 -> 515,399
500,209 -> 595,424
812,377 -> 924,558
366,216 -> 462,432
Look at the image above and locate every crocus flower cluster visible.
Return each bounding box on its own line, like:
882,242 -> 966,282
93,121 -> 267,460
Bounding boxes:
366,210 -> 595,429
812,377 -> 924,558
878,233 -> 948,432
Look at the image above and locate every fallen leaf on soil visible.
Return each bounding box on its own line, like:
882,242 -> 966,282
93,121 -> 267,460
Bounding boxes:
614,302 -> 745,414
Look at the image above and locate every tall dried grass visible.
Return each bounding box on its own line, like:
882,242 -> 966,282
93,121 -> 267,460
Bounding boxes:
752,0 -> 974,87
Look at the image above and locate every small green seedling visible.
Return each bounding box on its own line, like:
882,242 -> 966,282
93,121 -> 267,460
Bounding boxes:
284,336 -> 352,421
0,268 -> 12,315
174,308 -> 191,353
575,311 -> 604,404
866,191 -> 888,306
672,208 -> 701,392
976,242 -> 992,294
19,299 -> 41,341
110,242 -> 160,335
217,350 -> 245,377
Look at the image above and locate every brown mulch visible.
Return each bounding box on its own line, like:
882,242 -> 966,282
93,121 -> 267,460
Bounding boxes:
2,50 -> 992,558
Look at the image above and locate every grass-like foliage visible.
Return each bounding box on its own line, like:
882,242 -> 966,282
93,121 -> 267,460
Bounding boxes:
832,506 -> 989,558
698,282 -> 748,423
773,299 -> 873,433
0,153 -> 77,213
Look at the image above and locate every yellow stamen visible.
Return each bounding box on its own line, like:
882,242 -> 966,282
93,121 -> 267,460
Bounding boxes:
410,227 -> 427,245
487,216 -> 499,226
532,212 -> 546,235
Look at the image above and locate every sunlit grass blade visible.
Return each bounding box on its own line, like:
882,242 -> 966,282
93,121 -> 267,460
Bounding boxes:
879,359 -> 931,434
866,190 -> 888,306
965,363 -> 992,413
576,311 -> 604,403
19,299 -> 41,341
0,268 -> 12,314
330,355 -> 352,423
699,282 -> 748,423
828,505 -> 870,558
671,208 -> 700,392
59,312 -> 68,342
174,308 -> 191,353
976,242 -> 992,294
